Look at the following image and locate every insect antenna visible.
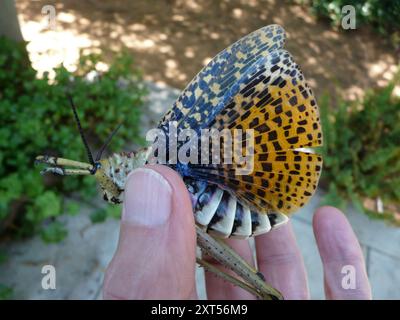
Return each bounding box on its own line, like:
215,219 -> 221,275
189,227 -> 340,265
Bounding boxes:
67,94 -> 95,166
95,123 -> 122,161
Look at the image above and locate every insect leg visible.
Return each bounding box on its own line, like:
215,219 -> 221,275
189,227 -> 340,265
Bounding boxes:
40,167 -> 91,176
196,225 -> 283,300
196,257 -> 262,298
35,155 -> 93,170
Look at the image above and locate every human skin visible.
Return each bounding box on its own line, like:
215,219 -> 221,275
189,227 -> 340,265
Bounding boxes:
103,165 -> 371,300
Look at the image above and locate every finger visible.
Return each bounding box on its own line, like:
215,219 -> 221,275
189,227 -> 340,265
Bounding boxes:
103,165 -> 197,299
204,238 -> 256,300
255,221 -> 309,299
313,206 -> 372,300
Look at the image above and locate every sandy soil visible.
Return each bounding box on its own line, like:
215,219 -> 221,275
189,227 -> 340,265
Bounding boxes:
16,0 -> 398,102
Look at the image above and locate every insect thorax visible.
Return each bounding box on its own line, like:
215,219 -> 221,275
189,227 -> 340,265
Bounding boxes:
96,148 -> 151,204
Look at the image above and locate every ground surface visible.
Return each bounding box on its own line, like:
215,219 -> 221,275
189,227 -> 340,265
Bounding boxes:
1,83 -> 399,299
16,0 -> 398,102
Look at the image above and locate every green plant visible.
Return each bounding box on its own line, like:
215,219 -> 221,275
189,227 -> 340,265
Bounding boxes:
0,284 -> 13,300
0,251 -> 12,300
40,221 -> 68,243
306,0 -> 400,46
0,37 -> 147,239
320,76 -> 400,224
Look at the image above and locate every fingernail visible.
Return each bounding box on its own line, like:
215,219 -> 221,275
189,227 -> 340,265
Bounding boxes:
122,168 -> 172,226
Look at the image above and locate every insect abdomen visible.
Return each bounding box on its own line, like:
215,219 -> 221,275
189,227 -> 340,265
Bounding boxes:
185,178 -> 288,239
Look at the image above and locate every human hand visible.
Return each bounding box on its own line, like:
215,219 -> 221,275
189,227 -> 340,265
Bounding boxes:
103,165 -> 371,300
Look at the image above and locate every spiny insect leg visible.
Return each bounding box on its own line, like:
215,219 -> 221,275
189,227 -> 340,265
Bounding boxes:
195,225 -> 283,300
35,155 -> 93,170
40,167 -> 91,176
196,258 -> 262,299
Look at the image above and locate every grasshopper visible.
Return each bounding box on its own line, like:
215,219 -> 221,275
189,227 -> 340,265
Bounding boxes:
36,24 -> 323,300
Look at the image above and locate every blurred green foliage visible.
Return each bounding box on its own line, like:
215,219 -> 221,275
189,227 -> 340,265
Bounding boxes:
0,251 -> 12,299
40,221 -> 68,243
305,0 -> 400,45
0,37 -> 147,240
0,284 -> 13,300
320,76 -> 400,224
90,206 -> 120,224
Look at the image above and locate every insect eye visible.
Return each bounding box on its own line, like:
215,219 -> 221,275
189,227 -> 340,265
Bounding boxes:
89,162 -> 102,175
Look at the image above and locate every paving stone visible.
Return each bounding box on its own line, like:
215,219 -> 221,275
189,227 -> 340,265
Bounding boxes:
368,249 -> 400,299
0,205 -> 120,299
294,191 -> 400,259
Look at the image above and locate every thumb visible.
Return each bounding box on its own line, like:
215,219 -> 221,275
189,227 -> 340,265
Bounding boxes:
103,165 -> 197,299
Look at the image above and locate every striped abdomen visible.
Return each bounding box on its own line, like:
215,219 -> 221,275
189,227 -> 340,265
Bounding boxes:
185,178 -> 288,239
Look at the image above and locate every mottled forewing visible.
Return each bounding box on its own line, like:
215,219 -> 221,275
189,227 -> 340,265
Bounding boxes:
158,24 -> 286,131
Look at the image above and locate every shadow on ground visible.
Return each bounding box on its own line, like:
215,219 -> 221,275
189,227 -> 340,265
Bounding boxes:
17,0 -> 398,103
